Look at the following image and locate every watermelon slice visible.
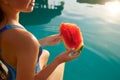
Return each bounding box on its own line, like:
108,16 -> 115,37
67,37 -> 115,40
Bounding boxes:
60,23 -> 84,52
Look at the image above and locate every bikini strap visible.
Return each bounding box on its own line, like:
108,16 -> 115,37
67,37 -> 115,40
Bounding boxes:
0,24 -> 25,34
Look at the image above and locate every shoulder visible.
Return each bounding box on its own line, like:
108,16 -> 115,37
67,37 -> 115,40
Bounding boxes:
1,27 -> 39,55
0,28 -> 40,79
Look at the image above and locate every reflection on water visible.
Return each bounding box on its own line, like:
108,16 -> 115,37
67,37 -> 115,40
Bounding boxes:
61,0 -> 120,80
105,1 -> 120,15
24,0 -> 120,80
77,0 -> 113,4
20,0 -> 64,25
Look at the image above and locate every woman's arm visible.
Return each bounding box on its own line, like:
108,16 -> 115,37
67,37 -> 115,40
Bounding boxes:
35,49 -> 80,80
39,34 -> 61,46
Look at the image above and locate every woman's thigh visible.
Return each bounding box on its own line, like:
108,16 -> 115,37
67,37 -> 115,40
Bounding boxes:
39,49 -> 65,80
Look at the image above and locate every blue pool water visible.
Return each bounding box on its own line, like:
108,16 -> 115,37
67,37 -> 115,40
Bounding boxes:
20,0 -> 120,80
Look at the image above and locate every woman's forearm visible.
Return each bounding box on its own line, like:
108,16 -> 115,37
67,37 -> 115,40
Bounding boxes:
35,58 -> 61,80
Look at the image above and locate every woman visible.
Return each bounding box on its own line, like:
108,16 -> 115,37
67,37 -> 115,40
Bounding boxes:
0,0 -> 80,80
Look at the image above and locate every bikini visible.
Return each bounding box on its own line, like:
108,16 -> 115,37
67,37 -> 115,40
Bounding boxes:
0,24 -> 42,80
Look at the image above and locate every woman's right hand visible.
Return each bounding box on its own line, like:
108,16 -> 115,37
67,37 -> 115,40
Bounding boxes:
55,49 -> 80,63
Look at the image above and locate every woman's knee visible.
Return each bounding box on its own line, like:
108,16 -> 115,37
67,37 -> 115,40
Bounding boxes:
39,49 -> 50,69
42,49 -> 50,59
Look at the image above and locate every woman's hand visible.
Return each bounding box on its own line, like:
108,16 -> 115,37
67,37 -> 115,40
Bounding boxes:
55,49 -> 80,63
39,34 -> 62,46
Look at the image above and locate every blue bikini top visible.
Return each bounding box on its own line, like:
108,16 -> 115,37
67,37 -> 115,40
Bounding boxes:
0,24 -> 42,80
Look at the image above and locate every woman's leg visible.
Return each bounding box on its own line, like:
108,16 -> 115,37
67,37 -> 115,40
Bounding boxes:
39,50 -> 50,70
47,63 -> 65,80
39,49 -> 65,80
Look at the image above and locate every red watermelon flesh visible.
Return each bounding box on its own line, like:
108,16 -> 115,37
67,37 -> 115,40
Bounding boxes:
60,23 -> 84,52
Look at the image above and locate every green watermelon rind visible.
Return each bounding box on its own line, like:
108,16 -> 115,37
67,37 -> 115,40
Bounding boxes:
76,44 -> 84,52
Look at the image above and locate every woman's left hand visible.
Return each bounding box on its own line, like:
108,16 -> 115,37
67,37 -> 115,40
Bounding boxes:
39,34 -> 62,46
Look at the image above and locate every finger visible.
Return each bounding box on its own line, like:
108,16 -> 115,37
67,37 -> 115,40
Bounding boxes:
53,34 -> 60,37
55,39 -> 62,43
65,49 -> 73,54
52,34 -> 61,40
50,34 -> 59,38
73,51 -> 80,54
56,35 -> 62,39
72,52 -> 80,56
66,48 -> 75,54
53,37 -> 61,42
71,52 -> 80,58
56,34 -> 62,39
56,33 -> 61,36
